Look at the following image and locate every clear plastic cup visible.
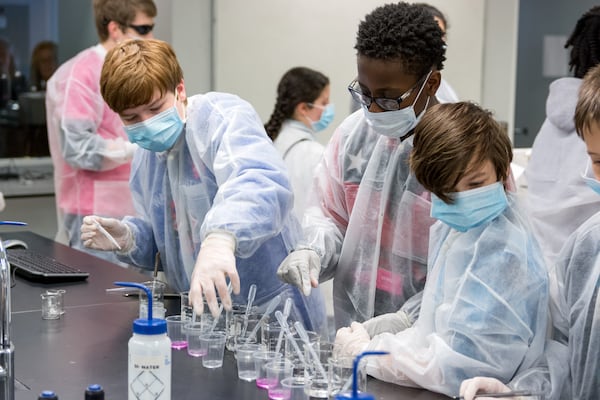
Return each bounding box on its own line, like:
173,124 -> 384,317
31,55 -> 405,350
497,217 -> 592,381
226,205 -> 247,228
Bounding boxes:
236,343 -> 264,381
166,315 -> 188,350
281,377 -> 309,400
328,355 -> 366,397
254,350 -> 283,389
304,342 -> 333,398
200,331 -> 226,369
185,322 -> 209,357
266,358 -> 294,400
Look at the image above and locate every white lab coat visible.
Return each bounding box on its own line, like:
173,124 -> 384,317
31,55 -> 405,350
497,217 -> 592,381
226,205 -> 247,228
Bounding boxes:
524,77 -> 600,266
272,120 -> 324,221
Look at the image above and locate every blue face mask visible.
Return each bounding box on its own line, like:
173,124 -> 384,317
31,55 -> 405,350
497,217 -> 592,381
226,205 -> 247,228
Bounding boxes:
582,161 -> 600,195
307,103 -> 335,132
431,182 -> 508,232
363,70 -> 431,139
124,97 -> 184,152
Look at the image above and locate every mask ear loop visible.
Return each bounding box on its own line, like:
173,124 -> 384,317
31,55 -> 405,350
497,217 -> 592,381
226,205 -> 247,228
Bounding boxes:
174,90 -> 187,123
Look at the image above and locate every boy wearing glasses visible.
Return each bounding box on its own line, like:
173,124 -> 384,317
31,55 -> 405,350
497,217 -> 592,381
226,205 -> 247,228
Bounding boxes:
46,0 -> 156,263
277,2 -> 443,330
334,102 -> 548,396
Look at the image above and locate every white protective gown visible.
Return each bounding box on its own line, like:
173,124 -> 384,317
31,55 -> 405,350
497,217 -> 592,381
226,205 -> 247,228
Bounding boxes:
364,195 -> 549,397
525,77 -> 600,266
302,109 -> 436,329
272,120 -> 324,221
117,93 -> 326,333
508,207 -> 600,399
46,44 -> 136,263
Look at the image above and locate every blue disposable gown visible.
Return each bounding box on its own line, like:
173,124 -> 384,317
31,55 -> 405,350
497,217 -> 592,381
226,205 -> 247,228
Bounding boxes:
117,92 -> 326,333
364,195 -> 549,397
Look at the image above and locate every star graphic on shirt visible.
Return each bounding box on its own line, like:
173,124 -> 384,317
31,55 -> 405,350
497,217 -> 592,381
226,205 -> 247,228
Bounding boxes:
347,149 -> 366,174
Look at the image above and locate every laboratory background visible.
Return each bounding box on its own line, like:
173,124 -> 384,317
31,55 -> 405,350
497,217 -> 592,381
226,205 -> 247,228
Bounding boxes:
0,0 -> 593,314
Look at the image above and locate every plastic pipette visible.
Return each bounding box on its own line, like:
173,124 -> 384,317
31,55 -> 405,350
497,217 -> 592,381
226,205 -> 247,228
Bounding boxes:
274,298 -> 293,353
210,282 -> 233,331
274,310 -> 306,364
294,321 -> 327,379
240,284 -> 257,337
93,219 -> 121,250
244,294 -> 282,344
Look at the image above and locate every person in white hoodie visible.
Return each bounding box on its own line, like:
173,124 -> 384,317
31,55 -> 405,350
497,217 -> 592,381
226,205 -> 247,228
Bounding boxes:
524,5 -> 600,266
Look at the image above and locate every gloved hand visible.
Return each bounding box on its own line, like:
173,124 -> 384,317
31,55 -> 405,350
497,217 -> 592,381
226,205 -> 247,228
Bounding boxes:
362,310 -> 413,338
80,216 -> 134,252
189,232 -> 241,318
334,322 -> 371,358
277,249 -> 320,296
459,377 -> 512,400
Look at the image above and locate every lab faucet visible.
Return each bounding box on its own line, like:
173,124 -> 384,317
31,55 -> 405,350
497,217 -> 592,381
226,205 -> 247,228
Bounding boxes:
0,238 -> 14,400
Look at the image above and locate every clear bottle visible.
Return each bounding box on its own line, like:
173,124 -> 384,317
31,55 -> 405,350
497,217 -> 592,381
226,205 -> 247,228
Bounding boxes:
84,384 -> 105,400
116,281 -> 171,400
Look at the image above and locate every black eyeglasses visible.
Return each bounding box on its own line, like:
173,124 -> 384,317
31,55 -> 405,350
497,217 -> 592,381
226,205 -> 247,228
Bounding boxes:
128,24 -> 154,35
348,73 -> 428,112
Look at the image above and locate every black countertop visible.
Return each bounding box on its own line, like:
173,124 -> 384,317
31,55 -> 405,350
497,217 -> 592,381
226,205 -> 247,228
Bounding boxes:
2,231 -> 449,400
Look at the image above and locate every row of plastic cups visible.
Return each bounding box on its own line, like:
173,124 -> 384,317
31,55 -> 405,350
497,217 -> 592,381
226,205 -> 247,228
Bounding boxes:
235,344 -> 366,400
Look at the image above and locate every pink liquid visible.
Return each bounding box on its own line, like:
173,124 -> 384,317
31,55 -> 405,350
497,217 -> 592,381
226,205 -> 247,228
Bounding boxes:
171,340 -> 188,350
256,377 -> 278,389
268,388 -> 291,400
187,349 -> 207,357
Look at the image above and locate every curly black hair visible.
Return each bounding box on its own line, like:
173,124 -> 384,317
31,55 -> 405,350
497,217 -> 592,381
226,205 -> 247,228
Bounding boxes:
264,67 -> 329,141
565,6 -> 600,79
355,2 -> 446,77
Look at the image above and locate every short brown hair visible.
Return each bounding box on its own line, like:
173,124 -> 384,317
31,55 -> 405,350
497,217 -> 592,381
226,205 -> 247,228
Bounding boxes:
575,64 -> 600,139
410,102 -> 512,203
93,0 -> 157,42
100,39 -> 184,114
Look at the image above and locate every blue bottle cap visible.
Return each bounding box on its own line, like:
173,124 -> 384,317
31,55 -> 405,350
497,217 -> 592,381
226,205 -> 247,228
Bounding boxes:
86,384 -> 102,392
334,351 -> 389,400
38,390 -> 58,399
114,281 -> 167,335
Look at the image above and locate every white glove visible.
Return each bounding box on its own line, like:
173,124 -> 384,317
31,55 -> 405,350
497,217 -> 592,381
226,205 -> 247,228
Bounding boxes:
277,249 -> 320,296
80,216 -> 134,252
189,232 -> 240,317
459,377 -> 512,400
334,322 -> 371,358
362,310 -> 413,338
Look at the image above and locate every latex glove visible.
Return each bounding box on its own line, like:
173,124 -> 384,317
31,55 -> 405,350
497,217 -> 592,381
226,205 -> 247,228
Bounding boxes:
334,322 -> 371,358
277,249 -> 320,296
459,377 -> 512,400
80,216 -> 133,251
362,310 -> 413,338
189,232 -> 241,318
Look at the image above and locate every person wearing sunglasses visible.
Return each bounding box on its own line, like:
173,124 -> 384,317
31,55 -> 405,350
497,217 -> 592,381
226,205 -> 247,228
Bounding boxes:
277,2 -> 444,331
45,0 -> 156,264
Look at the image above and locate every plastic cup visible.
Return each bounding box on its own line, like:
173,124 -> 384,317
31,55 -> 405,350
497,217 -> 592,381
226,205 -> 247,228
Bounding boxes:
254,350 -> 283,389
40,292 -> 61,320
328,355 -> 366,398
232,313 -> 262,354
281,377 -> 309,400
303,342 -> 333,398
266,359 -> 294,400
236,343 -> 264,381
200,331 -> 227,369
166,315 -> 188,350
139,280 -> 166,319
185,322 -> 209,357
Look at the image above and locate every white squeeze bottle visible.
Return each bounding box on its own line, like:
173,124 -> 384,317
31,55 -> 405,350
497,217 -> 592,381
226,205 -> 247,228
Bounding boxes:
115,281 -> 172,400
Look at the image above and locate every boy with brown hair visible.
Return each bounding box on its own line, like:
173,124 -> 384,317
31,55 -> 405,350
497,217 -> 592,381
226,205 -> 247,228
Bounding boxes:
334,102 -> 548,397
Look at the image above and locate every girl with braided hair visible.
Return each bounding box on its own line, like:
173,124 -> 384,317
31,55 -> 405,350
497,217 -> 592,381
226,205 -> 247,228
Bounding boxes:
265,66 -> 332,219
525,5 -> 600,268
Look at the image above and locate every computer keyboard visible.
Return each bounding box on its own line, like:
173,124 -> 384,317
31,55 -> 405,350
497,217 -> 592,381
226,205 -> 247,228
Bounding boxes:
6,249 -> 90,283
